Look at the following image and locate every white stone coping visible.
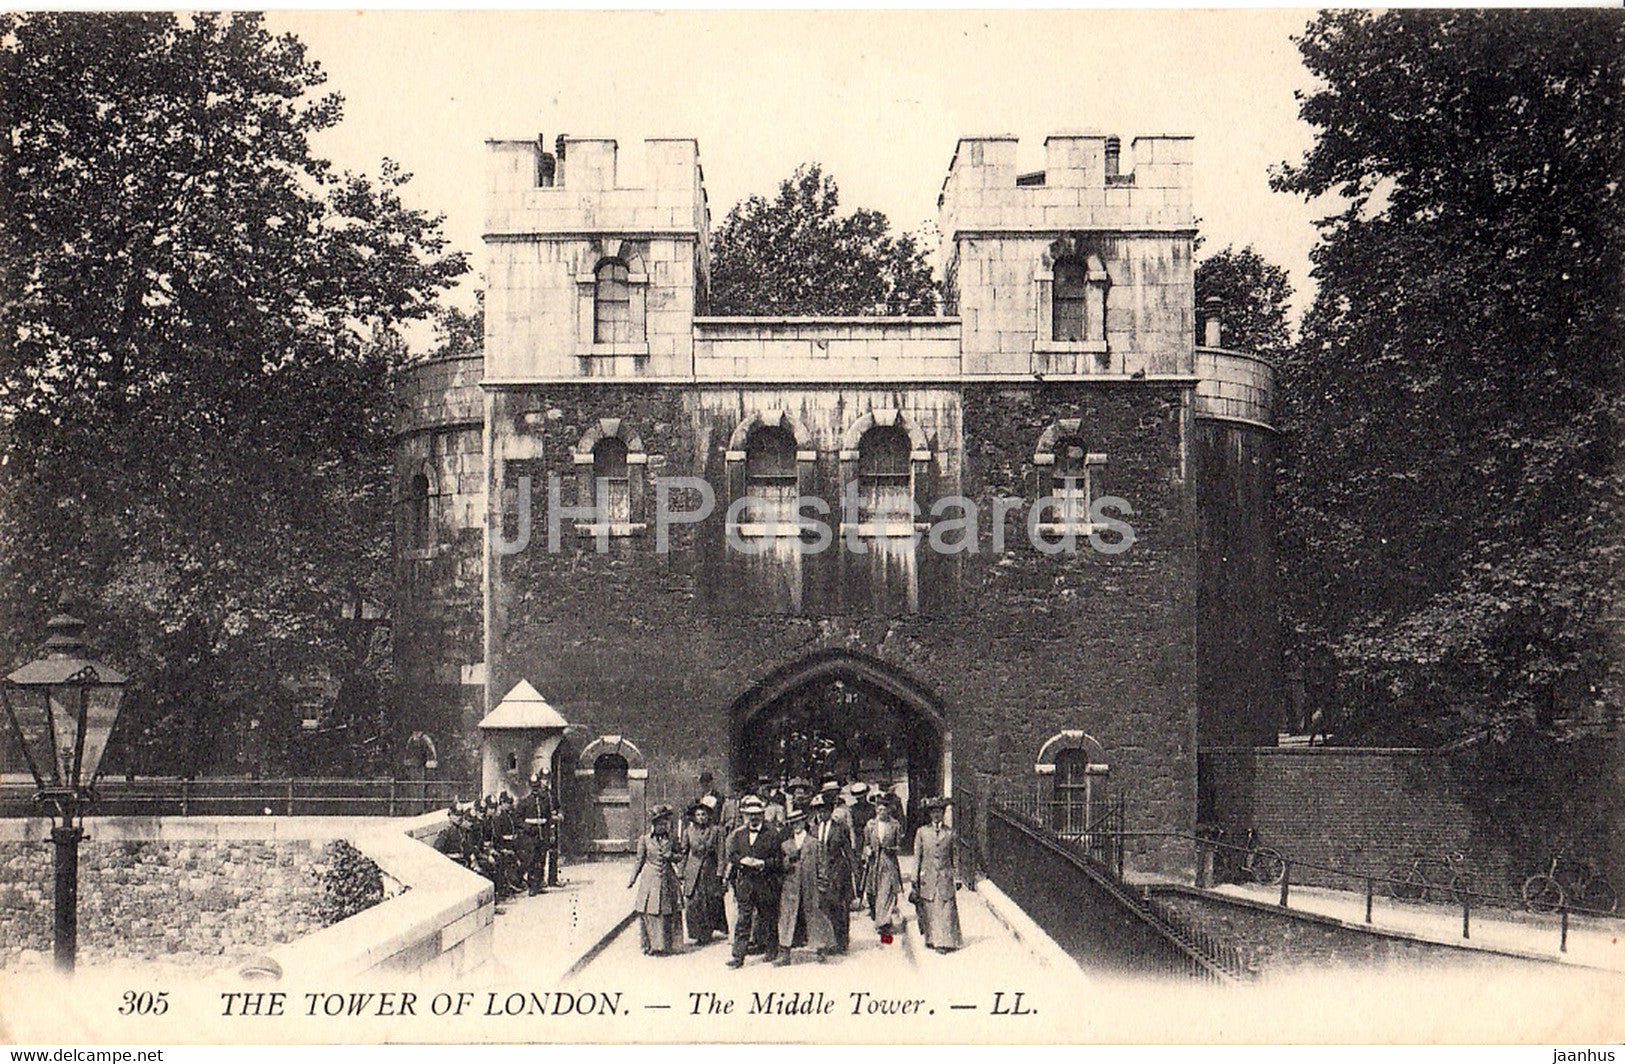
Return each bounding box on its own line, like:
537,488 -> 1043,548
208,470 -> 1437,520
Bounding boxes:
240,812 -> 493,981
973,878 -> 1084,976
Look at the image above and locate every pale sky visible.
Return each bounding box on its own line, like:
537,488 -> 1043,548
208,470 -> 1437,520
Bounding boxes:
266,10 -> 1331,327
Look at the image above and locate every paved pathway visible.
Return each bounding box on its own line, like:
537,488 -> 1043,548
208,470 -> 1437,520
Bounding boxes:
485,857 -> 638,983
1209,879 -> 1625,971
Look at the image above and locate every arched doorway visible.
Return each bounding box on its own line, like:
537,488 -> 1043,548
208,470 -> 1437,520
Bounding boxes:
728,652 -> 950,834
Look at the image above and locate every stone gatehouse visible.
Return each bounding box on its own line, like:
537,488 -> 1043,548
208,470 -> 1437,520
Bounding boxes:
393,132 -> 1280,873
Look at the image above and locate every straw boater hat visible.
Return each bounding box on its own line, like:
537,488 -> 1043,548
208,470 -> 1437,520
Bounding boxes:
649,803 -> 674,822
808,793 -> 828,810
848,781 -> 870,797
819,777 -> 840,793
739,794 -> 766,813
923,796 -> 953,810
785,804 -> 809,823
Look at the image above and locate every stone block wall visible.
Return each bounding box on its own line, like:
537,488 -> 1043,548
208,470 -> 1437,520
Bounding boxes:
484,378 -> 1200,873
0,838 -> 322,973
1192,416 -> 1282,748
1200,740 -> 1624,898
1194,348 -> 1274,424
692,318 -> 963,380
951,233 -> 1194,376
395,354 -> 487,779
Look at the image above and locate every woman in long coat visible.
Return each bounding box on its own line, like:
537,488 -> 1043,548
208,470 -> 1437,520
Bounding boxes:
678,796 -> 728,944
912,796 -> 963,952
864,793 -> 906,941
775,806 -> 836,963
627,805 -> 683,955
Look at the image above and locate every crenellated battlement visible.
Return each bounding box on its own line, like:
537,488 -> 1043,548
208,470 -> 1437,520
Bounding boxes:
485,135 -> 710,239
938,132 -> 1193,237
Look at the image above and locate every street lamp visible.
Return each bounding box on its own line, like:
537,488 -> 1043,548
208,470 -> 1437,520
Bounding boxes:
1,607 -> 127,973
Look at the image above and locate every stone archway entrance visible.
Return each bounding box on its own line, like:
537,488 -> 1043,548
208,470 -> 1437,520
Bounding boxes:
728,652 -> 950,834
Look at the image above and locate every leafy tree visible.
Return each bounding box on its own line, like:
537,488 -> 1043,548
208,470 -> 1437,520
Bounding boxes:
0,13 -> 468,774
709,164 -> 939,316
430,291 -> 485,359
1270,10 -> 1624,742
1195,245 -> 1294,359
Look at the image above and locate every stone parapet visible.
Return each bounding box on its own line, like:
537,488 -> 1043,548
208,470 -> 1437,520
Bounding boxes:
692,317 -> 963,380
940,134 -> 1194,237
1194,347 -> 1275,427
397,353 -> 485,435
486,137 -> 708,239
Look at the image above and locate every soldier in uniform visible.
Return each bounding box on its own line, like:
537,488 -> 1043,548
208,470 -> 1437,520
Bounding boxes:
518,773 -> 552,895
490,792 -> 522,899
723,795 -> 783,968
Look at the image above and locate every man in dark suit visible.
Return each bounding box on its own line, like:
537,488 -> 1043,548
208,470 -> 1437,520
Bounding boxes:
723,794 -> 783,968
810,793 -> 855,953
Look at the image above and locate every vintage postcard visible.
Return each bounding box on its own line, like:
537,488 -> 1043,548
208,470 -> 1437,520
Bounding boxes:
0,7 -> 1621,1049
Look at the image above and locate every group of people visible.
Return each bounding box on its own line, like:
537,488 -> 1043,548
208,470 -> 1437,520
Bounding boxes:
626,773 -> 963,964
434,773 -> 562,900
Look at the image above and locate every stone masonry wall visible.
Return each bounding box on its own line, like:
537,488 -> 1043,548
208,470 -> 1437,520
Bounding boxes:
0,839 -> 322,973
1200,740 -> 1624,899
486,378 -> 1200,873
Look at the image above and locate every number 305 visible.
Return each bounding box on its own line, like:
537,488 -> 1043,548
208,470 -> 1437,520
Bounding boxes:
118,991 -> 168,1015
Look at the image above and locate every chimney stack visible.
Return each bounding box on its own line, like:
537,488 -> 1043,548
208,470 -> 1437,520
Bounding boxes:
1203,295 -> 1224,347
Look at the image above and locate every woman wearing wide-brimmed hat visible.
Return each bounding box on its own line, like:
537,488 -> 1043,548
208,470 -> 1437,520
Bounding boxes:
864,790 -> 906,943
628,804 -> 683,955
678,794 -> 729,944
912,796 -> 963,952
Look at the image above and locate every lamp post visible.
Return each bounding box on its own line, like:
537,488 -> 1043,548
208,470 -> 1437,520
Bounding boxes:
1,607 -> 127,974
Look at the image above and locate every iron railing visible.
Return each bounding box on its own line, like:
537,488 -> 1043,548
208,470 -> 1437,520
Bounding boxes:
0,777 -> 471,818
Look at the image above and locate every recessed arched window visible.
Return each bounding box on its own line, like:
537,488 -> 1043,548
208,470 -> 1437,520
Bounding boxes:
594,752 -> 630,797
1043,252 -> 1110,352
1052,436 -> 1094,531
857,425 -> 913,527
406,472 -> 432,551
740,424 -> 799,530
591,435 -> 630,524
1053,259 -> 1090,342
1052,747 -> 1107,837
593,259 -> 634,344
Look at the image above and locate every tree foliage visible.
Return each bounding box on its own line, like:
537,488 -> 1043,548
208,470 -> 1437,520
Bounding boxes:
1271,10 -> 1624,742
708,164 -> 939,316
0,13 -> 468,774
1195,245 -> 1294,359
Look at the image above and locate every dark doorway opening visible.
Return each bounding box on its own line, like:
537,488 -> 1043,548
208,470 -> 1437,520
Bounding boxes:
729,653 -> 948,835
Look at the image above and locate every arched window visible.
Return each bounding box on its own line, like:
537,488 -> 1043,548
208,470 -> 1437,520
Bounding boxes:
1053,259 -> 1090,342
857,425 -> 913,529
406,472 -> 432,551
1052,436 -> 1095,532
593,259 -> 634,344
1052,748 -> 1106,838
1040,251 -> 1110,358
740,424 -> 799,530
594,752 -> 630,797
591,435 -> 630,525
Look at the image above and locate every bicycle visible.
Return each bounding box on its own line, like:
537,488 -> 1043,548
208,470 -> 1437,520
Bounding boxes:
1213,827 -> 1287,886
1386,851 -> 1475,904
1521,856 -> 1619,915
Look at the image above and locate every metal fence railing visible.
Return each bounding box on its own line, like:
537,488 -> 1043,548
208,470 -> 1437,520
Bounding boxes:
955,773 -> 1248,982
0,777 -> 473,819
